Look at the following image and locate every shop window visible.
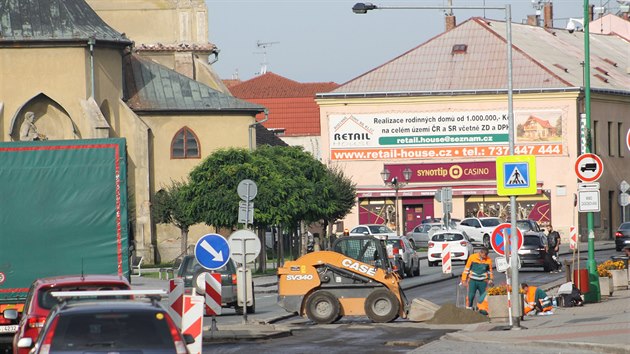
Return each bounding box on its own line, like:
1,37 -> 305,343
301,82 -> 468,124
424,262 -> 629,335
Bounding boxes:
171,127 -> 200,159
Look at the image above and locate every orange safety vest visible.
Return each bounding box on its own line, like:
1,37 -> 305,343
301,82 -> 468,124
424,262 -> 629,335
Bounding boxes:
524,286 -> 552,314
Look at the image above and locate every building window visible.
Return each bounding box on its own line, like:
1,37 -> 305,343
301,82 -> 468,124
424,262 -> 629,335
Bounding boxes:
619,123 -> 624,158
171,127 -> 200,159
608,121 -> 613,156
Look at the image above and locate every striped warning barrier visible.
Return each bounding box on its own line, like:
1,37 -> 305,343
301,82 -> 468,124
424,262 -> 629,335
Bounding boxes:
205,273 -> 222,316
182,295 -> 204,354
569,226 -> 577,250
168,278 -> 184,329
441,243 -> 451,274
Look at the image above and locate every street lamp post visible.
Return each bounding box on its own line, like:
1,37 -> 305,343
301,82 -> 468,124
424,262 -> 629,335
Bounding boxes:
381,167 -> 412,235
353,2 -> 521,327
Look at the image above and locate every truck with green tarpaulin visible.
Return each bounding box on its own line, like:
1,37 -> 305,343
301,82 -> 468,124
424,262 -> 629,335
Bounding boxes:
0,138 -> 130,344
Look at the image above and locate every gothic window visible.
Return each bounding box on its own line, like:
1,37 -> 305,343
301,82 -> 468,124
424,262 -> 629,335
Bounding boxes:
171,127 -> 200,159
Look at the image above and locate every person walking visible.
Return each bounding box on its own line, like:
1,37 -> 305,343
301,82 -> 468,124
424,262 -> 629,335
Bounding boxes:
461,247 -> 493,311
546,225 -> 562,273
521,283 -> 553,315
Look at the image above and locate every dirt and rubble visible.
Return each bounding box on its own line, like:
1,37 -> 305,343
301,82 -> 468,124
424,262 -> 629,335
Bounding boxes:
427,303 -> 489,324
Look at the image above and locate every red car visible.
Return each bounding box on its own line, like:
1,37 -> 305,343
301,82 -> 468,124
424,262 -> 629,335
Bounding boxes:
12,275 -> 131,354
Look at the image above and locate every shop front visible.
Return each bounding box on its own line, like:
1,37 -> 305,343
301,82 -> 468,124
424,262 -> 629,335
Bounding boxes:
357,161 -> 551,234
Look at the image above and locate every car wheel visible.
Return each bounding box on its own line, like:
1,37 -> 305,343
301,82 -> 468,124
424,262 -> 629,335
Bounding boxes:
616,246 -> 622,252
247,293 -> 256,314
413,261 -> 421,276
483,234 -> 491,249
364,289 -> 400,323
305,290 -> 340,324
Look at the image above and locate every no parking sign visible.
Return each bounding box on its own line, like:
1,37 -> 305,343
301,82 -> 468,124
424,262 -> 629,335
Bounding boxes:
490,223 -> 523,256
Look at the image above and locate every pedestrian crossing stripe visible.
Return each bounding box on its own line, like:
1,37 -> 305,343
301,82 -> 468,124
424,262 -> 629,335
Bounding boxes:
504,163 -> 529,187
496,155 -> 537,196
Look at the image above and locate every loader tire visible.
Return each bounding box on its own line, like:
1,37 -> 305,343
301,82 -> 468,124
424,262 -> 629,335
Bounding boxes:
305,290 -> 340,324
364,289 -> 399,323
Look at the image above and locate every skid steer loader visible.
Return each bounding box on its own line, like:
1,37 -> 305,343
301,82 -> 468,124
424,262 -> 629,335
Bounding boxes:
277,235 -> 409,324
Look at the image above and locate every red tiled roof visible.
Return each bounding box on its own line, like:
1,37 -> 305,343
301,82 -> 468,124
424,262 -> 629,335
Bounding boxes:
228,72 -> 338,136
222,79 -> 242,89
526,115 -> 553,128
229,72 -> 338,98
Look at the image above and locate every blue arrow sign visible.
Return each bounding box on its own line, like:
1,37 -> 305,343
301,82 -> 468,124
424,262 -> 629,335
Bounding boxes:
195,234 -> 230,270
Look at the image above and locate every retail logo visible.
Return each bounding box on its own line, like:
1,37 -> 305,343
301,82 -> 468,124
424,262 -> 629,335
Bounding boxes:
332,115 -> 373,147
449,165 -> 463,179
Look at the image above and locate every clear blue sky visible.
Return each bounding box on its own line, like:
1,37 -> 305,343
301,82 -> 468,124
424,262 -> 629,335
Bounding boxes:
206,1 -> 614,84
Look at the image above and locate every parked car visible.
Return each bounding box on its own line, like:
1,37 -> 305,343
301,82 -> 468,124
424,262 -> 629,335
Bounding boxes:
349,224 -> 397,238
458,217 -> 503,248
386,236 -> 420,277
12,275 -> 131,354
518,233 -> 550,272
615,222 -> 630,251
406,221 -> 458,248
427,229 -> 474,267
16,296 -> 193,354
516,219 -> 545,236
176,255 -> 254,314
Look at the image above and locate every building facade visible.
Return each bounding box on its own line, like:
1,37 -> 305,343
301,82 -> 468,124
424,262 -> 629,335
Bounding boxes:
317,18 -> 630,241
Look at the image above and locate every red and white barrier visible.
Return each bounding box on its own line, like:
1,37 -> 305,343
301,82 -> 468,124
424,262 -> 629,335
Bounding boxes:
441,243 -> 451,274
168,278 -> 184,329
205,273 -> 222,316
182,295 -> 204,354
569,226 -> 577,250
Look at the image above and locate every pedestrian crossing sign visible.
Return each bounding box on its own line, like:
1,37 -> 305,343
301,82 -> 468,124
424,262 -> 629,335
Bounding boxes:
496,155 -> 537,196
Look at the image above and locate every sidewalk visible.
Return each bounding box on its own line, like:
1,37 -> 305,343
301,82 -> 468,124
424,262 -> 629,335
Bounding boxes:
417,287 -> 630,354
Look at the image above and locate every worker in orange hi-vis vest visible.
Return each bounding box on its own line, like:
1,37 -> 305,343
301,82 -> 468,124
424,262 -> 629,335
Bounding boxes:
461,247 -> 493,313
522,283 -> 553,316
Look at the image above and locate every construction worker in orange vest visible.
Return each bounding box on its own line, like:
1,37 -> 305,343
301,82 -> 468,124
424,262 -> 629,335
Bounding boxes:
461,247 -> 493,313
521,283 -> 553,316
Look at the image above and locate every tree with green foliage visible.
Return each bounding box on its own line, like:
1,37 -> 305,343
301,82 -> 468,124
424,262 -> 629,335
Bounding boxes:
321,164 -> 356,247
152,180 -> 196,257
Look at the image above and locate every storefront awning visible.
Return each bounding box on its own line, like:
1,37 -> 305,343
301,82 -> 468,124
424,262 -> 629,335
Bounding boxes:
357,182 -> 544,198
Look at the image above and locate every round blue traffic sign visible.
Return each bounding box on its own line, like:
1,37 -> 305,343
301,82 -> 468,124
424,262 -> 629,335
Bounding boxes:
490,223 -> 523,256
194,234 -> 230,270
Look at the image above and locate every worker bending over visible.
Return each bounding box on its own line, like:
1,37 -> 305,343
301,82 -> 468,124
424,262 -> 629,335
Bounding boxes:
522,283 -> 553,315
461,247 -> 493,311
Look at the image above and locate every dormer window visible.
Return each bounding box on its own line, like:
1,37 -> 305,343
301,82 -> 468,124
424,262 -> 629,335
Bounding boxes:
452,44 -> 468,54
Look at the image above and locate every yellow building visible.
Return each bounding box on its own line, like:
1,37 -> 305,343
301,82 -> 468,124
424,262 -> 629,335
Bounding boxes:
0,0 -> 265,262
318,18 -> 630,242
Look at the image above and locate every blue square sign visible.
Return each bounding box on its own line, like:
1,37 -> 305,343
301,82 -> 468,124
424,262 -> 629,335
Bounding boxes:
496,155 -> 537,196
504,162 -> 529,188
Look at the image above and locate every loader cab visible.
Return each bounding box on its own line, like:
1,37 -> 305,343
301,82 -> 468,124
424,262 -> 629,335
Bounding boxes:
332,236 -> 391,272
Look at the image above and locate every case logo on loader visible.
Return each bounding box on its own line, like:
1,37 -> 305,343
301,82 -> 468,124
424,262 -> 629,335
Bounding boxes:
286,274 -> 314,281
341,258 -> 376,276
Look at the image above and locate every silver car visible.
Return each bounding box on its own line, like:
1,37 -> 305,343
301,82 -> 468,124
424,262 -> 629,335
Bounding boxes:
406,221 -> 458,248
386,236 -> 420,277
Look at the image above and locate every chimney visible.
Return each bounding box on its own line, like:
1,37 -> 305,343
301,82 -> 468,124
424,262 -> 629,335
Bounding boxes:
543,2 -> 553,28
445,15 -> 456,31
588,5 -> 594,22
527,15 -> 538,26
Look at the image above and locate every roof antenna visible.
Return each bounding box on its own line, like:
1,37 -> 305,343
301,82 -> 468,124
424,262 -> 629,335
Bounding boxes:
254,40 -> 279,75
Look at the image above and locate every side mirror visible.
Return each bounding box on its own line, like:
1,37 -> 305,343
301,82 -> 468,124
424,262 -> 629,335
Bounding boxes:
363,231 -> 369,236
3,309 -> 18,320
17,337 -> 33,348
183,333 -> 195,345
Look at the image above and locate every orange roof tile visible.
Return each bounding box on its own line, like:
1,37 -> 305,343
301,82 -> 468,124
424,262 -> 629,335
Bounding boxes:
229,72 -> 338,136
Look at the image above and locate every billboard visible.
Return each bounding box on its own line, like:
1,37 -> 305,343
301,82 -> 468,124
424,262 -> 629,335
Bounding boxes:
329,109 -> 566,160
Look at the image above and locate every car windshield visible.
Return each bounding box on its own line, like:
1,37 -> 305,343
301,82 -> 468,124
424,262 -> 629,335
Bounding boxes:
480,218 -> 501,227
184,257 -> 235,276
516,221 -> 532,231
620,223 -> 630,230
49,310 -> 175,351
431,233 -> 464,242
368,225 -> 393,234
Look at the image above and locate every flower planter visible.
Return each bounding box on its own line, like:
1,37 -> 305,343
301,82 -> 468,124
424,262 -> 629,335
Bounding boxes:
488,295 -> 522,323
610,269 -> 628,290
598,277 -> 613,298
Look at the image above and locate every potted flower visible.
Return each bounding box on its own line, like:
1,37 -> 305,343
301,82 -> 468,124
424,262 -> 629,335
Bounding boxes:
486,284 -> 522,322
599,260 -> 627,291
596,263 -> 614,298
